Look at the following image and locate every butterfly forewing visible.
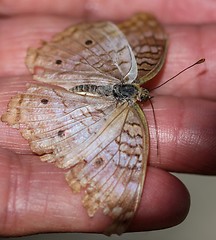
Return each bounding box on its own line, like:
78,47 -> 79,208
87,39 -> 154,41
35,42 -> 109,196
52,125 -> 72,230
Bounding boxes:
118,13 -> 167,84
26,21 -> 137,90
65,103 -> 149,235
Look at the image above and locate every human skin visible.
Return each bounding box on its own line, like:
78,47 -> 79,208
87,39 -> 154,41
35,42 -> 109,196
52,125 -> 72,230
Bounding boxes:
0,0 -> 215,236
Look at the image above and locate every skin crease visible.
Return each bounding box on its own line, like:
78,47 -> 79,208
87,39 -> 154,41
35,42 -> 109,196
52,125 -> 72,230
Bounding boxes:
0,0 -> 216,236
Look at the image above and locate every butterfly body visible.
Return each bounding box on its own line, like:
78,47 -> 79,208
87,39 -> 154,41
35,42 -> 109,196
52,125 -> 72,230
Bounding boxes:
2,13 -> 167,235
70,83 -> 151,105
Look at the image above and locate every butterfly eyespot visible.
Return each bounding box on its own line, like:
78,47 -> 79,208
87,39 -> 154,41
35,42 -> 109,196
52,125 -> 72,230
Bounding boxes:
85,39 -> 93,46
41,99 -> 49,104
58,130 -> 65,137
94,157 -> 104,167
55,59 -> 62,65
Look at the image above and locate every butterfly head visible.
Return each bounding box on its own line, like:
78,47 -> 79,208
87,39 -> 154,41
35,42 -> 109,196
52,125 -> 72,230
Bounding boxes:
137,87 -> 151,102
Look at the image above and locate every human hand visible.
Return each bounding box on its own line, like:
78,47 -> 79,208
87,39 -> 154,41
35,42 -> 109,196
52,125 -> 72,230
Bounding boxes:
0,0 -> 215,236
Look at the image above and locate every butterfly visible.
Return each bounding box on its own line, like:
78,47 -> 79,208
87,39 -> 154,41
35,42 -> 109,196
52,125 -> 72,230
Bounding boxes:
1,13 -> 167,235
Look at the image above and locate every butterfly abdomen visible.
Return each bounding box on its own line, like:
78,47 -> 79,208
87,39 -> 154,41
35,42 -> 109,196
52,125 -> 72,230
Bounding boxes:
70,84 -> 97,93
69,84 -> 113,97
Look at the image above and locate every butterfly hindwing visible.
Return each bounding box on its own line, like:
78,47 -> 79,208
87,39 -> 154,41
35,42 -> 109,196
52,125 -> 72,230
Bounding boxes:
1,84 -> 116,168
25,21 -> 137,90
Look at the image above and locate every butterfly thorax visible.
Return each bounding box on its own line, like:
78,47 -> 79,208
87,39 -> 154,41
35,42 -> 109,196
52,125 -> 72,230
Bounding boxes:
112,84 -> 150,103
70,84 -> 150,104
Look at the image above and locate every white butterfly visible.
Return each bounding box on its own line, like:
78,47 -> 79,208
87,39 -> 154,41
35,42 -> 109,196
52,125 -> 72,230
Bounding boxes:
2,13 -> 167,235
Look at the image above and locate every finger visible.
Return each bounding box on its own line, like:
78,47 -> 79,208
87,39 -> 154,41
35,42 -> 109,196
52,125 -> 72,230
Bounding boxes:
0,16 -> 215,100
143,96 -> 216,175
0,0 -> 215,23
0,149 -> 189,235
0,77 -> 215,175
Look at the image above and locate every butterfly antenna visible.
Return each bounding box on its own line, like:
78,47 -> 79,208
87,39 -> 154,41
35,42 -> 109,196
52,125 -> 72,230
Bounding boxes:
150,58 -> 205,91
149,97 -> 160,160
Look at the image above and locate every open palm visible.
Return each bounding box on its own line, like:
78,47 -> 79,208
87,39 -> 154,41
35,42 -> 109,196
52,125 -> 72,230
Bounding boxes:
0,0 -> 215,236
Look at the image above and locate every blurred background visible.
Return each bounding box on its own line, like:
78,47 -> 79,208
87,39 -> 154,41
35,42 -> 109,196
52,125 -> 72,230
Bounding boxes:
1,173 -> 215,240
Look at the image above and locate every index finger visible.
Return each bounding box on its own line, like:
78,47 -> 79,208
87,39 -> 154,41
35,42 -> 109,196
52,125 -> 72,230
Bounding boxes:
0,0 -> 216,23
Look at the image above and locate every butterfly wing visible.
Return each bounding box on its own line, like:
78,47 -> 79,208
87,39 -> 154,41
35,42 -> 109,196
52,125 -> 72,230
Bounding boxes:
65,103 -> 149,235
2,84 -> 149,234
1,84 -> 116,168
25,21 -> 137,90
118,13 -> 167,84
